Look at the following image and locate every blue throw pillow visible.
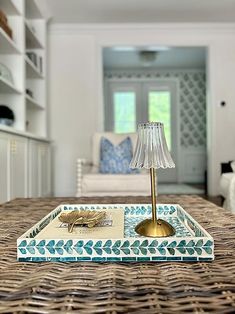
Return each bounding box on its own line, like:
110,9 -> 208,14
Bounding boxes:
99,136 -> 139,174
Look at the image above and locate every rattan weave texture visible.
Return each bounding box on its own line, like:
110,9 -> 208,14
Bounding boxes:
0,195 -> 235,313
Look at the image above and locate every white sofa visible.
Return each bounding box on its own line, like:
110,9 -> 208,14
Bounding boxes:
219,170 -> 235,213
76,132 -> 152,197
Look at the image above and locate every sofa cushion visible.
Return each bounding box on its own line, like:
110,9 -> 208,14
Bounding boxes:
99,136 -> 139,174
82,173 -> 151,195
219,172 -> 235,198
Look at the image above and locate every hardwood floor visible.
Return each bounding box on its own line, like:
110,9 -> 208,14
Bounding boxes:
158,182 -> 223,207
201,195 -> 223,207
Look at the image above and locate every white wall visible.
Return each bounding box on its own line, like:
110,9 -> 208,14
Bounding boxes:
49,33 -> 98,195
48,24 -> 235,196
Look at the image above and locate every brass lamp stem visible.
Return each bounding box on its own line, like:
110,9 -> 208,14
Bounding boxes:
135,167 -> 175,237
150,168 -> 157,222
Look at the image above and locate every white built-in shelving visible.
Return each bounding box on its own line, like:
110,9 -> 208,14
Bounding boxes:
25,55 -> 44,79
25,0 -> 42,19
0,0 -> 21,16
0,27 -> 21,54
0,76 -> 21,94
0,0 -> 48,138
25,21 -> 44,49
25,94 -> 43,110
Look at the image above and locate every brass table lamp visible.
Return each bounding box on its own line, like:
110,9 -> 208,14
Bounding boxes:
130,122 -> 176,237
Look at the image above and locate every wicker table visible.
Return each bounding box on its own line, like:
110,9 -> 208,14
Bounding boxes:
0,195 -> 235,313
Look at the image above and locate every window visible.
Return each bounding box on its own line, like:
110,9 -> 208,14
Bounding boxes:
105,81 -> 174,151
114,92 -> 136,133
148,91 -> 171,149
105,80 -> 178,182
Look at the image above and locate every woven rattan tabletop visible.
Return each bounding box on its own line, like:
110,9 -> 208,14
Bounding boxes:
0,195 -> 235,313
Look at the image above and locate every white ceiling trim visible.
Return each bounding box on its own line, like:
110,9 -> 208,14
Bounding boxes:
104,67 -> 206,73
49,23 -> 235,34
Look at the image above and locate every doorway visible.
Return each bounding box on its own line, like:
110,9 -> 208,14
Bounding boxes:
103,46 -> 207,188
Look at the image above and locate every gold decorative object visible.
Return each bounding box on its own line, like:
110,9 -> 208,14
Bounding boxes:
130,122 -> 176,237
59,210 -> 106,233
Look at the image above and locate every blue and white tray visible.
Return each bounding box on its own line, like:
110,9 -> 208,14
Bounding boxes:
17,204 -> 214,262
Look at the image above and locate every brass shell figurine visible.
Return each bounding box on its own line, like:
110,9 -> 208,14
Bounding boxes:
59,210 -> 106,233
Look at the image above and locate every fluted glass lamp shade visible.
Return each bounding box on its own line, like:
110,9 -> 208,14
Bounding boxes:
130,122 -> 175,238
130,122 -> 175,170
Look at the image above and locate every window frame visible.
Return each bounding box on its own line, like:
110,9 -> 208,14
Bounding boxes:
142,80 -> 178,154
104,81 -> 141,132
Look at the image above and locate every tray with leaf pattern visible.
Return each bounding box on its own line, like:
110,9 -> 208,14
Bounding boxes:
17,204 -> 214,262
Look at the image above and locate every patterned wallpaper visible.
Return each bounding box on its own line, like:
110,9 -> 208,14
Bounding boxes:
179,72 -> 206,148
104,69 -> 206,149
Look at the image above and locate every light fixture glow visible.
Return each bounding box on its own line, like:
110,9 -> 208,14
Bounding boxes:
111,46 -> 136,52
145,46 -> 170,52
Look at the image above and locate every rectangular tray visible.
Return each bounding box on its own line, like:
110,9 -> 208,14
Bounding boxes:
17,204 -> 214,262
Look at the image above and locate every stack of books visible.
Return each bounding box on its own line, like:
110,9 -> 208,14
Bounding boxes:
0,10 -> 13,39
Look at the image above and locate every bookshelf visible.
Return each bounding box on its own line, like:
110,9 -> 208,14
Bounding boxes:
0,0 -> 48,138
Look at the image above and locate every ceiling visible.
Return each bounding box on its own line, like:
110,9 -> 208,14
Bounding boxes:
40,0 -> 235,23
103,47 -> 206,69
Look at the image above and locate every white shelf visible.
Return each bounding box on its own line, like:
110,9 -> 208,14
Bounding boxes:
0,27 -> 21,54
25,94 -> 43,110
0,124 -> 50,142
25,55 -> 44,79
0,0 -> 21,15
0,76 -> 21,94
25,0 -> 42,19
25,21 -> 44,49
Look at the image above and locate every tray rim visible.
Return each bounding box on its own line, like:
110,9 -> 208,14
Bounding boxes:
17,203 -> 214,262
18,203 -> 213,241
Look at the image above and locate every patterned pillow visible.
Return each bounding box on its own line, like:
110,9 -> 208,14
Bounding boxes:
99,136 -> 139,174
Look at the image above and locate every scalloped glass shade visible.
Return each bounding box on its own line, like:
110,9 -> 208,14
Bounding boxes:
130,122 -> 175,169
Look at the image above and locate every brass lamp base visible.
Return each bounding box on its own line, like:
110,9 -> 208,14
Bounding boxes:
135,218 -> 175,237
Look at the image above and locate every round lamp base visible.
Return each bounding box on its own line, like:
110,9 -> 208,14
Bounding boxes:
135,219 -> 175,237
